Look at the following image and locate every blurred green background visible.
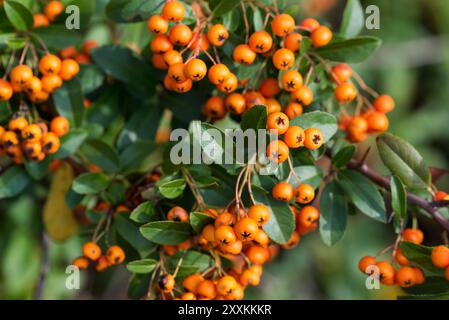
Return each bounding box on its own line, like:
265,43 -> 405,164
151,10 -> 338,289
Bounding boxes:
1,0 -> 449,299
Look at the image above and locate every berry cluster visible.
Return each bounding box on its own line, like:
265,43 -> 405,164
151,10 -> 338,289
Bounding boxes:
59,40 -> 98,65
0,115 -> 69,163
33,0 -> 65,28
73,242 -> 126,272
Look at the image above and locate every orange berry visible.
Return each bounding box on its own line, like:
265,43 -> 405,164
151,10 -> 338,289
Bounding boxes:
215,225 -> 237,245
44,0 -> 64,22
41,74 -> 63,93
8,116 -> 28,132
59,59 -> 80,81
402,228 -> 424,245
163,50 -> 183,66
95,256 -> 111,272
217,73 -> 238,93
10,64 -> 33,88
283,102 -> 303,120
172,78 -> 192,93
300,18 -> 320,32
295,184 -> 315,204
284,32 -> 302,52
24,77 -> 42,95
216,276 -> 238,296
358,256 -> 376,274
0,79 -> 13,101
253,229 -> 270,247
214,212 -> 236,228
59,46 -> 78,59
271,14 -> 295,37
158,273 -> 175,293
281,231 -> 300,250
233,44 -> 256,65
196,280 -> 217,299
22,124 -> 43,142
162,1 -> 185,22
267,111 -> 289,135
106,245 -> 125,264
23,140 -> 42,158
311,25 -> 333,47
150,34 -> 173,53
169,24 -> 193,46
167,206 -> 189,222
203,96 -> 226,120
304,127 -> 324,150
376,261 -> 395,285
348,116 -> 368,133
190,33 -> 210,51
245,245 -> 270,265
248,204 -> 271,226
147,15 -> 169,34
413,267 -> 425,285
207,24 -> 229,47
73,257 -> 89,270
151,53 -> 168,70
50,116 -> 70,137
244,91 -> 266,109
281,70 -> 303,92
332,63 -> 352,83
297,205 -> 320,228
445,266 -> 449,281
265,98 -> 282,114
33,14 -> 50,28
39,54 -> 62,75
184,58 -> 207,81
266,139 -> 289,163
181,292 -> 196,300
431,245 -> 449,269
373,94 -> 395,113
82,40 -> 98,55
272,48 -> 295,70
234,217 -> 259,241
395,266 -> 417,288
259,78 -> 280,98
1,131 -> 19,149
291,85 -> 313,106
239,269 -> 260,287
82,241 -> 102,261
249,31 -> 273,53
208,63 -> 230,85
366,111 -> 389,133
284,125 -> 305,148
42,132 -> 61,154
182,273 -> 204,293
334,82 -> 357,102
272,182 -> 294,202
220,239 -> 243,255
225,93 -> 246,115
168,62 -> 187,83
394,248 -> 410,265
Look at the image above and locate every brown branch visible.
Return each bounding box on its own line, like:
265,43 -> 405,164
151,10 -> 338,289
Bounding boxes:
346,159 -> 449,232
34,232 -> 50,300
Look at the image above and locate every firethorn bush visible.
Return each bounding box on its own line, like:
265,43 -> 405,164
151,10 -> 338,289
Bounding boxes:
1,0 -> 449,300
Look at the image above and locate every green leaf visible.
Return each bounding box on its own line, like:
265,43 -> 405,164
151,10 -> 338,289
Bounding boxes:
130,201 -> 157,224
288,165 -> 323,188
106,0 -> 165,23
157,179 -> 186,199
24,158 -> 50,180
140,221 -> 192,245
253,178 -> 295,244
128,273 -> 151,299
340,0 -> 364,37
403,277 -> 449,298
337,170 -> 387,223
390,176 -> 407,219
240,105 -> 268,131
81,139 -> 120,173
377,133 -> 430,190
189,212 -> 214,233
319,181 -> 348,246
332,144 -> 356,168
127,259 -> 158,274
212,0 -> 240,17
400,242 -> 443,274
315,36 -> 382,63
119,140 -> 160,174
290,111 -> 337,143
0,167 -> 30,199
52,79 -> 84,128
72,173 -> 110,194
115,214 -> 157,257
166,251 -> 214,279
4,1 -> 33,31
78,64 -> 105,95
31,25 -> 83,50
56,128 -> 88,158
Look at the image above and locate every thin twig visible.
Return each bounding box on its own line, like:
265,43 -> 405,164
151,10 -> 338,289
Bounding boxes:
34,232 -> 50,300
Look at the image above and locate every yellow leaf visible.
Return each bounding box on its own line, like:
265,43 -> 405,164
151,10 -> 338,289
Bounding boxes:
43,161 -> 78,241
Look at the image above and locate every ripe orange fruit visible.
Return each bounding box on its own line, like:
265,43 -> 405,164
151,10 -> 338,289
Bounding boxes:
73,257 -> 89,270
225,93 -> 246,115
233,44 -> 256,65
203,96 -> 226,120
291,85 -> 313,106
431,245 -> 449,269
376,261 -> 395,285
23,141 -> 42,158
24,77 -> 42,95
334,82 -> 357,102
253,229 -> 270,247
281,231 -> 300,249
158,273 -> 175,293
190,33 -> 210,51
10,65 -> 33,88
239,269 -> 260,287
394,248 -> 410,265
272,182 -> 294,202
245,245 -> 270,265
167,206 -> 189,222
150,34 -> 173,53
152,53 -> 168,70
259,78 -> 281,98
42,132 -> 61,154
244,91 -> 266,109
402,228 -> 424,244
169,24 -> 193,46
0,79 -> 13,101
267,111 -> 289,135
358,256 -> 376,274
50,116 -> 70,137
215,225 -> 237,245
217,73 -> 238,93
168,62 -> 187,83
332,64 -> 352,83
304,128 -> 324,150
216,276 -> 238,296
284,125 -> 305,148
265,98 -> 281,114
82,242 -> 102,261
59,59 -> 80,81
266,139 -> 289,163
271,14 -> 295,37
395,266 -> 417,288
413,267 -> 425,285
284,102 -> 303,120
147,15 -> 169,34
295,184 -> 315,204
272,48 -> 295,70
300,18 -> 320,32
297,205 -> 320,228
248,204 -> 270,226
39,54 -> 62,75
41,74 -> 63,93
162,1 -> 185,22
44,0 -> 64,22
8,116 -> 28,132
284,32 -> 302,52
366,111 -> 389,133
163,50 -> 183,66
208,63 -> 230,85
281,70 -> 303,92
311,25 -> 333,47
182,273 -> 204,293
207,24 -> 229,47
215,213 -> 236,228
184,58 -> 207,81
22,124 -> 43,142
234,217 -> 259,241
220,239 -> 243,255
249,31 -> 273,53
33,14 -> 50,28
196,280 -> 217,299
180,292 -> 196,300
373,94 -> 395,113
106,245 -> 125,264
